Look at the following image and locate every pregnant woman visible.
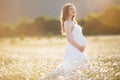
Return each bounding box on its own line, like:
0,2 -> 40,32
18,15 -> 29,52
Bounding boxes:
55,3 -> 90,77
43,3 -> 90,79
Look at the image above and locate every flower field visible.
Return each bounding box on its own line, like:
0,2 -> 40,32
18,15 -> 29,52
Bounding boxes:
0,35 -> 120,80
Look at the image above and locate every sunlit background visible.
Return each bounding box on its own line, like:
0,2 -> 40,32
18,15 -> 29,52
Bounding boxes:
0,0 -> 120,80
0,0 -> 119,24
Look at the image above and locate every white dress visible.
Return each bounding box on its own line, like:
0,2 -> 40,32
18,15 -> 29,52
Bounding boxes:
54,20 -> 90,77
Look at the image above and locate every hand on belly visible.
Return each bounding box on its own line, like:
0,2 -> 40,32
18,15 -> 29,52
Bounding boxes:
78,46 -> 86,53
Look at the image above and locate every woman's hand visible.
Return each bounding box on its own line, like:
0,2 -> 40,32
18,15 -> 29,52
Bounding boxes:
78,46 -> 86,52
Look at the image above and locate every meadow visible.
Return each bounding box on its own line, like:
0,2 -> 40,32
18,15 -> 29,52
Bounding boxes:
0,35 -> 120,80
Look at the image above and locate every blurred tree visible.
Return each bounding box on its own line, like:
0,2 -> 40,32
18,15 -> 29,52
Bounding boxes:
0,5 -> 120,38
0,24 -> 12,37
15,17 -> 33,36
44,18 -> 61,35
79,5 -> 120,35
33,16 -> 50,35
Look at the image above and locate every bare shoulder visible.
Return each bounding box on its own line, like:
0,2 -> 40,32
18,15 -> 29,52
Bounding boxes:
64,20 -> 74,33
64,20 -> 73,28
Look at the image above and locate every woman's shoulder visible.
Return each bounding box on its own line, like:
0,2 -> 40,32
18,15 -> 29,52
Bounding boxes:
64,20 -> 71,23
64,20 -> 73,26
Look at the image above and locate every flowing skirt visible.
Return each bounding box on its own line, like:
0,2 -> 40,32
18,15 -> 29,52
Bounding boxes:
55,42 -> 90,77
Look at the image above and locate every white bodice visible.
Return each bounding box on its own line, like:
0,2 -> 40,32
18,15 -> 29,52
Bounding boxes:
54,21 -> 90,77
70,21 -> 87,46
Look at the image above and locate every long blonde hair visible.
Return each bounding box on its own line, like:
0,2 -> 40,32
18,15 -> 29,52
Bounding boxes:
60,3 -> 77,35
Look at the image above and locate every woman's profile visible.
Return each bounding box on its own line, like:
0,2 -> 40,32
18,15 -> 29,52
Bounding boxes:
43,3 -> 90,79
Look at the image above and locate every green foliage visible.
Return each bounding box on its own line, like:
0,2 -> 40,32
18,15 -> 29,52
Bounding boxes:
0,24 -> 13,37
79,5 -> 120,35
0,5 -> 120,37
46,32 -> 54,38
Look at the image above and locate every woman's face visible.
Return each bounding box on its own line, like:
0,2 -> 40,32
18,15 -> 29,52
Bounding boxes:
68,5 -> 76,17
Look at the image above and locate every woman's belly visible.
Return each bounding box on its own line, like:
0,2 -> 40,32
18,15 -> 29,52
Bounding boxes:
73,34 -> 87,47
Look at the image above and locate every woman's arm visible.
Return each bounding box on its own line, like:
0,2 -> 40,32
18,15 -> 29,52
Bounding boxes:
64,21 -> 85,52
